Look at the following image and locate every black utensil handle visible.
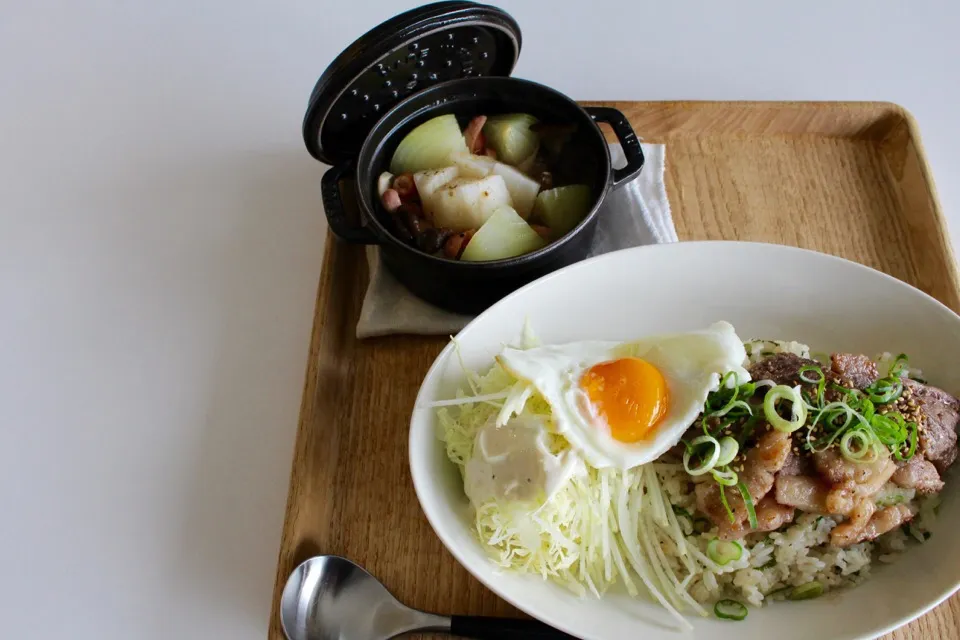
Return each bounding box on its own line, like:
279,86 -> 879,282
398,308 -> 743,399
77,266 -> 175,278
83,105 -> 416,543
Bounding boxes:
320,163 -> 379,244
449,615 -> 579,639
584,106 -> 645,189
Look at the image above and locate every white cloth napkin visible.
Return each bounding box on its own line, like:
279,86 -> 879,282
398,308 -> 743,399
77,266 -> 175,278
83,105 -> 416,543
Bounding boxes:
355,143 -> 676,338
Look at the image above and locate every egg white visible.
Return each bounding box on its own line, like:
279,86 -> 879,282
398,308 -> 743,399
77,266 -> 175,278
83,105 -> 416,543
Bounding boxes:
496,321 -> 750,469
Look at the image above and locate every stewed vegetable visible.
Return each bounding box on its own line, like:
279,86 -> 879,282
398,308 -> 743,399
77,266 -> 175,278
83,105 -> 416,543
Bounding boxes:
389,114 -> 468,174
533,185 -> 592,236
482,113 -> 539,166
460,206 -> 546,262
379,112 -> 593,261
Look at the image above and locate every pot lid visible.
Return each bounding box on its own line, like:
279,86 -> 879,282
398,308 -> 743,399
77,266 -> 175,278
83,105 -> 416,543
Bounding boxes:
303,1 -> 521,165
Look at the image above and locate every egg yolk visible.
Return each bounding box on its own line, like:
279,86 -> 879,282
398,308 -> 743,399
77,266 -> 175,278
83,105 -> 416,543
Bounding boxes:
579,357 -> 669,442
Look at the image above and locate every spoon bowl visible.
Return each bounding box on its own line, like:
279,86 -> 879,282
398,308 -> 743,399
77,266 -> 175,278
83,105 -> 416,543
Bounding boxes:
280,555 -> 446,640
279,555 -> 575,640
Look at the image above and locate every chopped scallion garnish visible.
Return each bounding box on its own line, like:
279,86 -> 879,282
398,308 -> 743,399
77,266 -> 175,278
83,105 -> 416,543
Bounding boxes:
683,435 -> 721,476
788,581 -> 824,600
711,467 -> 739,487
707,538 -> 743,565
718,484 -> 736,524
715,436 -> 739,467
714,599 -> 748,621
763,384 -> 807,432
737,480 -> 758,530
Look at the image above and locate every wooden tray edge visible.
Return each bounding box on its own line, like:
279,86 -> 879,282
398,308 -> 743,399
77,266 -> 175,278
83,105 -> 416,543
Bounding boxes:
894,103 -> 960,306
265,100 -> 960,638
267,235 -> 337,639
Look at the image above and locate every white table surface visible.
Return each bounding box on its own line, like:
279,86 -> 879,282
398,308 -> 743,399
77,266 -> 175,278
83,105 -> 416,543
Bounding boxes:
2,1 -> 958,638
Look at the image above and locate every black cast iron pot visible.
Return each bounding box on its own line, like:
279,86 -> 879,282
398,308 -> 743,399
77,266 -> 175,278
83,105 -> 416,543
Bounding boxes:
306,3 -> 644,315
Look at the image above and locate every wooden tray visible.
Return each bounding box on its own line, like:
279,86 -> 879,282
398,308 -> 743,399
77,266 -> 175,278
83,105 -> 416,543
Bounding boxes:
268,101 -> 960,640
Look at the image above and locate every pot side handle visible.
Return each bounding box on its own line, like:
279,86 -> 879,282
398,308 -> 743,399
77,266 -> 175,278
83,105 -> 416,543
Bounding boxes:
321,163 -> 379,245
583,106 -> 645,189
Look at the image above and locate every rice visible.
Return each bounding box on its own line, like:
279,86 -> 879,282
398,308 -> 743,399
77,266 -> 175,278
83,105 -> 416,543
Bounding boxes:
744,339 -> 811,364
662,339 -> 937,608
656,465 -> 904,607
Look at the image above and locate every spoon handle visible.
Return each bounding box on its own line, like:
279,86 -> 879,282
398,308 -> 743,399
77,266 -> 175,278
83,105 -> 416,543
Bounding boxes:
449,615 -> 579,639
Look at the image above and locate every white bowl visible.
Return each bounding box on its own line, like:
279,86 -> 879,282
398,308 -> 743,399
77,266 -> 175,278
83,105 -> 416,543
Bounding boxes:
409,241 -> 960,640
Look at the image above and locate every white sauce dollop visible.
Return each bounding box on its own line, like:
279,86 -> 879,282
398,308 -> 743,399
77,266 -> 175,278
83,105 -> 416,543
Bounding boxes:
464,413 -> 582,506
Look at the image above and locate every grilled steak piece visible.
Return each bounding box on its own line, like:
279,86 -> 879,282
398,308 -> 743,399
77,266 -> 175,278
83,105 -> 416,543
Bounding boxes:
748,353 -> 820,386
830,353 -> 880,389
904,379 -> 960,473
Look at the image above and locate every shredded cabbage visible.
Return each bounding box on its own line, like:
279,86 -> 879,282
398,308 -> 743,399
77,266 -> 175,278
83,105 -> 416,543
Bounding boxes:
437,326 -> 724,630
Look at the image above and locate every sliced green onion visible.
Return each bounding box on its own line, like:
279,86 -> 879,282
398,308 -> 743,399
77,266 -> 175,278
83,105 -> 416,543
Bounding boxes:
736,415 -> 759,449
708,399 -> 753,420
798,365 -> 824,384
716,437 -> 739,467
829,383 -> 861,403
866,378 -> 903,404
888,353 -> 909,378
714,599 -> 748,621
806,400 -> 875,456
894,421 -> 919,461
840,430 -> 874,462
705,372 -> 756,421
872,414 -> 908,448
683,435 -> 721,476
788,581 -> 823,600
719,370 -> 746,389
766,585 -> 792,598
712,467 -> 739,487
718,485 -> 736,524
797,364 -> 828,409
764,384 -> 808,432
737,480 -> 758,530
707,538 -> 744,565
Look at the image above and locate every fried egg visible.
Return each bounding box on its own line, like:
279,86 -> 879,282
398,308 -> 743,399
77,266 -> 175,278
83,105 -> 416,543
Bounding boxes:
495,321 -> 750,469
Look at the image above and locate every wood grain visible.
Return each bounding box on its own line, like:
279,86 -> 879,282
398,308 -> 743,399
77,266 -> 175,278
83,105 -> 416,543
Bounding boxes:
268,102 -> 960,640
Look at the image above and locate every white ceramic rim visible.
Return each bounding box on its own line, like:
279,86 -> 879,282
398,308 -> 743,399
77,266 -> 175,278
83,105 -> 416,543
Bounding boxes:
409,240 -> 960,639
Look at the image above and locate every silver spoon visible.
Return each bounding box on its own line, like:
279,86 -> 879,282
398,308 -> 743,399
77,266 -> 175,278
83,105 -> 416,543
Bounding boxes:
280,555 -> 578,640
